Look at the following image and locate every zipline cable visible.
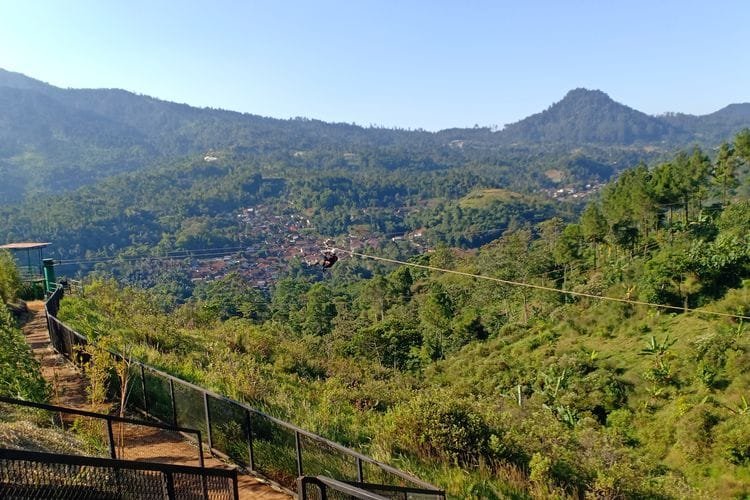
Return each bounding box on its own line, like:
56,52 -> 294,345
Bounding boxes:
55,246 -> 248,265
334,247 -> 750,322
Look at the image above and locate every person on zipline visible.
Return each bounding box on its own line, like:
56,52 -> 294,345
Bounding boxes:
321,251 -> 338,268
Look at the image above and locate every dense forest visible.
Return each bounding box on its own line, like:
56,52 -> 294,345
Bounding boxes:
50,132 -> 750,498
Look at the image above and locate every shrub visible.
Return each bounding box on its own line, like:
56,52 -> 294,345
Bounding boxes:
384,391 -> 493,467
714,416 -> 750,465
0,251 -> 22,303
0,307 -> 49,401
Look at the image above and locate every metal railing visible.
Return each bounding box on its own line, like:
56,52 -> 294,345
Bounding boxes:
298,476 -> 388,500
18,270 -> 44,282
0,448 -> 238,500
44,286 -> 445,497
59,277 -> 84,296
0,395 -> 205,465
298,476 -> 447,500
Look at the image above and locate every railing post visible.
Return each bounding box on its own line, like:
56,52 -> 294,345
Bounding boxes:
64,326 -> 73,359
203,392 -> 213,451
169,379 -> 177,427
297,477 -> 305,500
231,469 -> 240,500
202,468 -> 210,499
245,409 -> 255,471
198,408 -> 210,500
106,417 -> 117,459
318,477 -> 328,500
165,471 -> 176,500
140,364 -> 149,415
295,430 -> 303,477
357,457 -> 363,482
196,431 -> 205,468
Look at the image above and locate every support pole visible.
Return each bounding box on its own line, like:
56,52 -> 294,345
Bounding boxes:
106,418 -> 117,459
295,431 -> 303,477
203,392 -> 213,451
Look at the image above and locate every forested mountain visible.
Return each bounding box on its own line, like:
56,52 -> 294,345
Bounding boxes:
0,85 -> 153,202
0,68 -> 433,201
2,68 -> 750,205
497,88 -> 687,145
660,103 -> 750,143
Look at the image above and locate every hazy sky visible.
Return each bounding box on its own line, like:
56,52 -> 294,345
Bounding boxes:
1,0 -> 748,131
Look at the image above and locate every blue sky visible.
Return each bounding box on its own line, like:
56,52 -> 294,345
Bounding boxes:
0,0 -> 748,131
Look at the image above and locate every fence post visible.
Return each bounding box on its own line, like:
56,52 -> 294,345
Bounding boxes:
231,469 -> 240,500
165,471 -> 176,500
202,468 -> 209,500
106,417 -> 117,459
297,476 -> 307,500
295,430 -> 303,477
357,457 -> 363,482
64,327 -> 73,359
169,379 -> 177,427
203,392 -> 213,451
140,365 -> 149,415
245,409 -> 255,471
297,477 -> 305,500
196,431 -> 205,468
199,399 -> 211,500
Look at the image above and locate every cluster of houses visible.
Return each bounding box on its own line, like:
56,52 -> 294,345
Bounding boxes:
188,205 -> 318,288
540,182 -> 603,201
189,205 -> 425,289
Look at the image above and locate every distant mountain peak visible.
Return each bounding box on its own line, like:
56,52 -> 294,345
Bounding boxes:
562,87 -> 610,99
552,88 -> 626,112
497,88 -> 681,145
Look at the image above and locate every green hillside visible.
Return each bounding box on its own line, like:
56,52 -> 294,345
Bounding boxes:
459,188 -> 530,208
55,136 -> 750,498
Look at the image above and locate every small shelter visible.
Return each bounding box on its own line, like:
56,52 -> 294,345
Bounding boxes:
0,242 -> 52,288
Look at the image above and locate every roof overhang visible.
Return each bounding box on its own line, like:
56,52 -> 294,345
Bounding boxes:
0,242 -> 52,250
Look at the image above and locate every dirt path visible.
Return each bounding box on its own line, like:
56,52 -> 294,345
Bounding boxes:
21,300 -> 291,500
24,301 -> 88,408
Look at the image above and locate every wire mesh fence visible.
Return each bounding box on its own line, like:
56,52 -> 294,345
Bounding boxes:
299,433 -> 360,482
0,399 -> 111,459
248,410 -> 299,488
44,286 -> 445,498
0,448 -> 237,500
173,380 -> 208,438
143,369 -> 174,425
128,364 -> 146,416
206,396 -> 251,468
